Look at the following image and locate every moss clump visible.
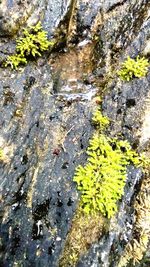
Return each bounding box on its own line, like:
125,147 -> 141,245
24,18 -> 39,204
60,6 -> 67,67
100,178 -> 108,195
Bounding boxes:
92,109 -> 110,130
5,22 -> 54,69
5,54 -> 27,70
73,110 -> 148,218
59,109 -> 149,267
118,56 -> 149,81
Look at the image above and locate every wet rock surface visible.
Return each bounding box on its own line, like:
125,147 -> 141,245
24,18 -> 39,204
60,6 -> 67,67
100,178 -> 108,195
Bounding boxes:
0,61 -> 95,266
0,0 -> 150,266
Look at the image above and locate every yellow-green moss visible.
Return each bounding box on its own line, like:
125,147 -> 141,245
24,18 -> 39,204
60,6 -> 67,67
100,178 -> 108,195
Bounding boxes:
59,109 -> 149,267
92,109 -> 110,130
118,56 -> 149,81
5,22 -> 54,69
73,109 -> 148,218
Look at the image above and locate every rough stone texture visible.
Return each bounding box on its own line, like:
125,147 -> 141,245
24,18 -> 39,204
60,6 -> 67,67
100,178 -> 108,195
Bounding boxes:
0,0 -> 150,266
0,61 -> 95,266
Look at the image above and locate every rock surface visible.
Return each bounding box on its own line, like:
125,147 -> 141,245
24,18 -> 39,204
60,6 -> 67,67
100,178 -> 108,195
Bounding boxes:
0,0 -> 150,266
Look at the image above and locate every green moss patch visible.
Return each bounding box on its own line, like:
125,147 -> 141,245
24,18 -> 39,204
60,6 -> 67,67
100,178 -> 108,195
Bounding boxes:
118,56 -> 149,81
73,110 -> 147,218
59,109 -> 149,266
5,22 -> 54,69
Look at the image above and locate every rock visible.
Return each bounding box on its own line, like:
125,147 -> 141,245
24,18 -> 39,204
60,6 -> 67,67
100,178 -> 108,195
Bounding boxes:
0,61 -> 95,266
0,0 -> 38,36
0,0 -> 150,267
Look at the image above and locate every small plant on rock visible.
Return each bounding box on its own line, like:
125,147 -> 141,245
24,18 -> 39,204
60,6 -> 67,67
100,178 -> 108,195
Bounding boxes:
5,22 -> 54,69
118,56 -> 149,81
92,109 -> 110,130
5,54 -> 27,70
73,110 -> 148,218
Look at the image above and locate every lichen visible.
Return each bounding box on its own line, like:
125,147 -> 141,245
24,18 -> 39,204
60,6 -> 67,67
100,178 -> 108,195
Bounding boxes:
5,22 -> 54,69
118,56 -> 149,81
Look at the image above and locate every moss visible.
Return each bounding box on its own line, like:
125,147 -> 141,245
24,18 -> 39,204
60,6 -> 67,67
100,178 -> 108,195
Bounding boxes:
59,109 -> 149,266
5,54 -> 27,70
73,109 -> 148,218
118,56 -> 149,81
5,22 -> 54,69
92,109 -> 110,130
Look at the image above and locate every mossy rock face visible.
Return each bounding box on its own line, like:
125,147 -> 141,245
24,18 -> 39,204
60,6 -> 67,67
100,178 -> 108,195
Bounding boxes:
0,1 -> 150,267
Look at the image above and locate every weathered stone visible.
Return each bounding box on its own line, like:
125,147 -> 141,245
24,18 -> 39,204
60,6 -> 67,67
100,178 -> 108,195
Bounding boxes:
0,0 -> 150,267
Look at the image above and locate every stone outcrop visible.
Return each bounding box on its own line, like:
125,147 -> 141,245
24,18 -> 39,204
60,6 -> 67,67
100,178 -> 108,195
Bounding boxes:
0,0 -> 150,266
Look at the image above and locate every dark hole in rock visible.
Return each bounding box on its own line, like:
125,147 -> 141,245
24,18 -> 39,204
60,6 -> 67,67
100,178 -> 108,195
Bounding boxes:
57,212 -> 61,217
58,105 -> 63,110
132,140 -> 139,149
120,147 -> 126,153
21,154 -> 28,165
55,217 -> 61,224
11,234 -> 20,254
24,76 -> 36,90
117,108 -> 122,114
57,199 -> 63,208
35,121 -> 39,127
66,100 -> 73,107
61,162 -> 69,169
83,78 -> 90,85
14,166 -> 17,170
48,242 -> 55,255
29,76 -> 36,86
80,139 -> 84,149
126,99 -> 136,108
14,190 -> 26,203
111,143 -> 117,150
124,125 -> 132,130
33,199 -> 50,221
112,94 -> 118,101
49,114 -> 57,121
67,197 -> 74,206
23,85 -> 28,90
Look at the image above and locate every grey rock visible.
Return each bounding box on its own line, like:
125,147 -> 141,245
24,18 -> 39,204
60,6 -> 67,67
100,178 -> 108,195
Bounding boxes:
0,0 -> 150,267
